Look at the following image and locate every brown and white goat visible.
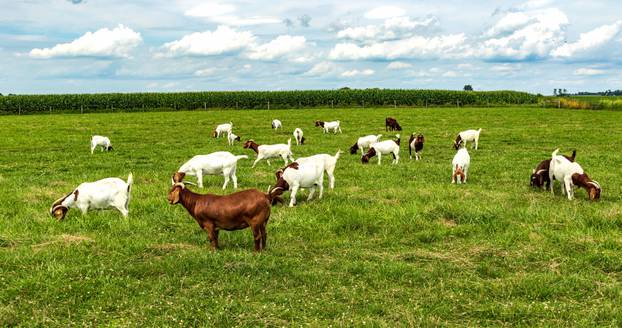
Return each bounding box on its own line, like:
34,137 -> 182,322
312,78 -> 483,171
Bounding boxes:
385,117 -> 402,131
168,175 -> 281,251
408,133 -> 424,160
530,149 -> 576,190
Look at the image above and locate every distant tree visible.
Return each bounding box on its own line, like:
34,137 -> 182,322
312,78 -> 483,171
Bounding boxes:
339,87 -> 351,90
563,88 -> 567,95
463,85 -> 473,91
553,88 -> 557,96
298,14 -> 311,27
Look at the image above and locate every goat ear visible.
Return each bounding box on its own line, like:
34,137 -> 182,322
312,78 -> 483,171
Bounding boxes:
73,190 -> 79,201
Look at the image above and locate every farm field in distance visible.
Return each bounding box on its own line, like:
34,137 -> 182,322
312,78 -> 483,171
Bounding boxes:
1,107 -> 621,326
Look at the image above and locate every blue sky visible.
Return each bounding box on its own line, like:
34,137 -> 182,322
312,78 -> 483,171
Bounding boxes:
1,0 -> 621,94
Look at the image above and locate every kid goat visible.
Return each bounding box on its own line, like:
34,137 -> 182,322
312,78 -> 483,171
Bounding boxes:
549,149 -> 601,200
385,117 -> 402,131
272,119 -> 282,130
293,128 -> 305,145
168,177 -> 281,251
315,120 -> 342,134
271,161 -> 325,207
530,150 -> 576,190
227,131 -> 241,145
451,147 -> 470,184
296,150 -> 342,189
408,133 -> 425,160
213,122 -> 232,138
454,128 -> 481,150
90,135 -> 113,154
350,134 -> 382,154
176,151 -> 248,189
50,173 -> 133,220
361,135 -> 400,164
243,139 -> 294,168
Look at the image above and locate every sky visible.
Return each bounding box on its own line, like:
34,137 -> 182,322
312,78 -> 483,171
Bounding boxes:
1,0 -> 621,95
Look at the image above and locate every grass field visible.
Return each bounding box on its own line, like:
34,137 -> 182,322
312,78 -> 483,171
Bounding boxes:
1,107 -> 621,326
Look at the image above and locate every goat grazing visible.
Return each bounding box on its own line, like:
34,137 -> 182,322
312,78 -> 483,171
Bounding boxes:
213,122 -> 233,138
271,161 -> 324,207
454,128 -> 481,150
361,135 -> 400,165
50,173 -> 133,220
549,149 -> 601,200
177,152 -> 247,189
272,119 -> 282,130
531,150 -> 576,190
350,134 -> 382,154
296,150 -> 342,189
227,131 -> 241,145
243,139 -> 294,168
385,117 -> 402,131
408,133 -> 425,160
90,135 -> 113,154
315,120 -> 342,134
168,179 -> 281,251
293,128 -> 305,145
451,148 -> 470,184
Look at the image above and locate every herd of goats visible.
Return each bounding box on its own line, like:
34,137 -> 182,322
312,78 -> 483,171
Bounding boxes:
49,117 -> 602,251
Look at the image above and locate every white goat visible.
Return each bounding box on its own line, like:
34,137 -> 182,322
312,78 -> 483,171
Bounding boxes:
213,122 -> 233,138
454,128 -> 481,150
50,173 -> 133,220
451,148 -> 470,184
272,161 -> 325,207
293,128 -> 305,145
350,134 -> 382,154
90,135 -> 113,154
244,139 -> 294,168
296,150 -> 342,189
362,135 -> 400,165
227,131 -> 241,145
316,120 -> 342,134
272,119 -> 282,130
177,151 -> 248,189
549,149 -> 601,200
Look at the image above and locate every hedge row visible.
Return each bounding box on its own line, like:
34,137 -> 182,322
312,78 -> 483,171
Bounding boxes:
0,89 -> 538,114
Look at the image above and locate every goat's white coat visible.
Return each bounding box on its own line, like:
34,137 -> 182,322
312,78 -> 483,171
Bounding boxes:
251,139 -> 294,168
51,173 -> 133,217
293,128 -> 304,145
296,150 -> 342,189
214,122 -> 233,138
369,139 -> 400,164
280,161 -> 325,207
322,121 -> 342,134
451,148 -> 470,184
272,119 -> 282,130
227,131 -> 240,145
90,135 -> 112,154
356,134 -> 382,153
457,128 -> 481,149
549,148 -> 594,200
178,151 -> 248,189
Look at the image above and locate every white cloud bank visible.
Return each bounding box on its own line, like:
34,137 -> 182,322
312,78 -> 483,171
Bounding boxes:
341,69 -> 374,77
184,2 -> 280,26
29,24 -> 141,58
551,20 -> 622,58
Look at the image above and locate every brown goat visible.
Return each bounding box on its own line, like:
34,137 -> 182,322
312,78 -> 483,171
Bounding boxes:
530,150 -> 576,190
571,173 -> 601,200
385,117 -> 402,131
408,133 -> 424,160
168,178 -> 281,251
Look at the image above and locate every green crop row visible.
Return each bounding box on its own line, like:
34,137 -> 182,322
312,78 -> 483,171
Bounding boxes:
0,89 -> 538,114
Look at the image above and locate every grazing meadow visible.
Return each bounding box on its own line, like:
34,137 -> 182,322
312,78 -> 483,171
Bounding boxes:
1,107 -> 621,326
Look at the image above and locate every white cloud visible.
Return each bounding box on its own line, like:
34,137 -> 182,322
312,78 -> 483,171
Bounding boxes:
329,34 -> 467,60
158,26 -> 254,57
184,2 -> 279,26
364,6 -> 406,20
442,70 -> 458,77
246,35 -> 306,60
573,68 -> 606,76
457,63 -> 476,70
341,69 -> 374,77
551,21 -> 622,58
337,16 -> 439,42
29,24 -> 141,59
194,68 -> 216,77
387,61 -> 412,69
304,61 -> 339,76
479,8 -> 568,60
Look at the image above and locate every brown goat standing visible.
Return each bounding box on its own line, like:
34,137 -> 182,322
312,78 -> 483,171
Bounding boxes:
385,117 -> 402,131
168,174 -> 281,251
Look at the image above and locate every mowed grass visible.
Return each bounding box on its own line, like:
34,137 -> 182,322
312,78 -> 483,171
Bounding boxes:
1,107 -> 621,326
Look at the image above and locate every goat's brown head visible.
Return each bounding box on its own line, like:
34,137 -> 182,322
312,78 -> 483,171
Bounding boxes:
349,142 -> 359,154
572,173 -> 601,200
530,169 -> 546,188
361,148 -> 376,164
393,134 -> 400,146
212,130 -> 218,138
453,164 -> 465,183
416,134 -> 424,144
243,140 -> 258,152
300,136 -> 305,145
314,120 -> 324,127
168,182 -> 185,205
172,171 -> 186,184
453,135 -> 463,149
234,135 -> 241,142
106,145 -> 114,151
49,190 -> 78,221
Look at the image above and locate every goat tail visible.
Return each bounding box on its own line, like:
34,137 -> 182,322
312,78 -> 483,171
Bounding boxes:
126,172 -> 134,188
287,138 -> 291,147
551,148 -> 560,160
334,149 -> 343,161
235,155 -> 249,161
570,149 -> 577,161
477,128 -> 482,132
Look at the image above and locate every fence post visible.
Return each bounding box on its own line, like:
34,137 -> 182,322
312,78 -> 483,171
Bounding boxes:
18,105 -> 21,115
81,105 -> 83,114
267,101 -> 270,110
236,101 -> 238,110
362,100 -> 365,108
394,100 -> 397,108
457,100 -> 459,108
425,99 -> 428,109
331,100 -> 334,108
49,106 -> 51,114
558,99 -> 560,108
204,102 -> 207,110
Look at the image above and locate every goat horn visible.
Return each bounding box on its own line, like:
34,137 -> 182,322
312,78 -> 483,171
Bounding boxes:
183,181 -> 197,186
535,169 -> 547,175
588,181 -> 601,189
